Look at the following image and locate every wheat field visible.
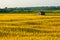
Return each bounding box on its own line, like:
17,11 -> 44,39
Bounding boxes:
0,14 -> 60,40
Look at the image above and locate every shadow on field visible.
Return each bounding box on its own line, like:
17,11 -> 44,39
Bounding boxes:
25,22 -> 41,25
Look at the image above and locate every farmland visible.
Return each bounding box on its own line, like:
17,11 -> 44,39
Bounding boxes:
0,13 -> 60,40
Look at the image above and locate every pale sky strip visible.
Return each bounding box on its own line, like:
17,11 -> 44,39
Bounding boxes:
0,0 -> 60,8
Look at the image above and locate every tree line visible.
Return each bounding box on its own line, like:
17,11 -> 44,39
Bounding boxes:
0,6 -> 60,13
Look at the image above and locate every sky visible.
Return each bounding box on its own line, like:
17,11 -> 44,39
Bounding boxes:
0,0 -> 60,8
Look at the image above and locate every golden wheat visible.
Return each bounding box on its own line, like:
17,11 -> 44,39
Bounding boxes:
0,14 -> 60,40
